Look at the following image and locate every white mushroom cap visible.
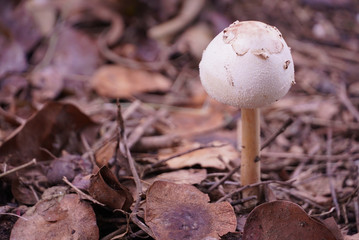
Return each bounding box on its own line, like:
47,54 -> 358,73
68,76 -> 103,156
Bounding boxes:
199,21 -> 295,109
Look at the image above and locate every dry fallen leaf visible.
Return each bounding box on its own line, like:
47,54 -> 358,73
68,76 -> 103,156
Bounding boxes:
145,181 -> 237,240
94,138 -> 117,167
158,141 -> 239,170
91,65 -> 171,98
144,169 -> 207,187
243,200 -> 337,240
10,188 -> 99,240
0,102 -> 94,166
88,166 -> 133,210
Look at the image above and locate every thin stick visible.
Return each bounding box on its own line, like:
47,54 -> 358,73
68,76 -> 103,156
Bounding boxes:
207,164 -> 240,192
127,109 -> 167,149
354,197 -> 359,233
62,176 -> 105,206
261,151 -> 359,162
326,128 -> 341,218
116,102 -> 154,238
0,212 -> 28,221
338,83 -> 359,122
216,179 -> 294,203
240,108 -> 260,201
0,159 -> 37,178
261,118 -> 293,150
150,143 -> 228,168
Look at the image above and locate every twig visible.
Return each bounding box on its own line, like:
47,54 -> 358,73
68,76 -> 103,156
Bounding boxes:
32,25 -> 60,72
231,196 -> 257,206
261,151 -> 359,162
90,100 -> 142,155
131,134 -> 180,151
354,197 -> 359,233
81,133 -> 96,166
0,159 -> 37,178
98,31 -> 165,71
150,143 -> 229,168
148,0 -> 206,40
276,186 -> 327,210
216,179 -> 295,203
326,128 -> 341,218
207,163 -> 240,192
260,118 -> 293,150
338,83 -> 359,122
310,207 -> 335,217
62,176 -> 105,206
100,225 -> 128,240
0,212 -> 28,221
0,107 -> 25,126
127,109 -> 168,149
116,101 -> 154,238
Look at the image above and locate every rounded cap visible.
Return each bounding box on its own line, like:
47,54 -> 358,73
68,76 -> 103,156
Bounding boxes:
199,21 -> 295,109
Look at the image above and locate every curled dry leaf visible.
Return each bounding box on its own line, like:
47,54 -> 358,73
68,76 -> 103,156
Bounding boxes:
145,181 -> 237,240
88,166 -> 133,210
10,189 -> 99,240
90,65 -> 171,98
243,200 -> 337,240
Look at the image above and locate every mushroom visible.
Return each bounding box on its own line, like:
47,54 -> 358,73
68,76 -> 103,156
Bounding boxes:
199,21 -> 295,203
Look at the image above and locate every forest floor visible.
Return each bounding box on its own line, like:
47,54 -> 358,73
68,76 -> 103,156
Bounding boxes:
1,0 -> 359,239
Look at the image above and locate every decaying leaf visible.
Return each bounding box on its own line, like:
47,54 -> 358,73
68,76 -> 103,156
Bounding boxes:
88,166 -> 133,210
10,188 -> 99,240
158,141 -> 239,170
0,102 -> 94,166
243,200 -> 337,240
90,65 -> 171,98
145,181 -> 237,240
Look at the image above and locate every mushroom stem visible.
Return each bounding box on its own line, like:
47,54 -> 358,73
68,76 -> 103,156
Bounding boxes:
240,108 -> 261,202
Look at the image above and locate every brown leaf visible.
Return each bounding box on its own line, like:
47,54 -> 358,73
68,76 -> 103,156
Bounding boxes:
0,102 -> 94,166
243,200 -> 337,240
158,141 -> 239,170
144,169 -> 207,188
145,181 -> 237,240
94,139 -> 117,167
88,166 -> 133,210
90,65 -> 171,98
10,190 -> 99,240
322,217 -> 344,240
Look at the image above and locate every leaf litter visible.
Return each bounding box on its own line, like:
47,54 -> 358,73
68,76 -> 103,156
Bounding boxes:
0,0 -> 358,239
